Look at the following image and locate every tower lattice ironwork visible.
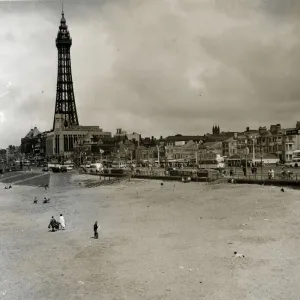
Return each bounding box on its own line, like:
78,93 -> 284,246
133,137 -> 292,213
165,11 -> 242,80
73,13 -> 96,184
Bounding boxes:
53,10 -> 79,130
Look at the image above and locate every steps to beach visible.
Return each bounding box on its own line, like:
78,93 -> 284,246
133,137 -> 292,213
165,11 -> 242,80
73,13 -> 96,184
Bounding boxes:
11,173 -> 49,185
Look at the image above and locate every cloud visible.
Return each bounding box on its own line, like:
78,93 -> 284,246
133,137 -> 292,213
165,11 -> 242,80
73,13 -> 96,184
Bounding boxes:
0,0 -> 299,148
0,111 -> 5,124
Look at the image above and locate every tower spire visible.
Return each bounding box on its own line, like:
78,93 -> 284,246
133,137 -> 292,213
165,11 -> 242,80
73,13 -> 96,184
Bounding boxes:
53,9 -> 79,130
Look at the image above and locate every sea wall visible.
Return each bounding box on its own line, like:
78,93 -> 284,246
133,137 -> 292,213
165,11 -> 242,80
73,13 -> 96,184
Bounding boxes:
93,172 -> 213,182
228,178 -> 300,187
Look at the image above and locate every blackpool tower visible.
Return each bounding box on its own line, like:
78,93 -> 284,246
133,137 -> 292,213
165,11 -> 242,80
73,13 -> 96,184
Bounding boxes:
53,10 -> 79,130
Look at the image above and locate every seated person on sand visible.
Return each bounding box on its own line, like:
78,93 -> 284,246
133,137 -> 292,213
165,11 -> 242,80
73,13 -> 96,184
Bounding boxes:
33,197 -> 38,204
43,197 -> 50,203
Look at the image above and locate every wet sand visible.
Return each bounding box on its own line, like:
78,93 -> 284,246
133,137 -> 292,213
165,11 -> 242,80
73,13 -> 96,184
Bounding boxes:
1,174 -> 300,299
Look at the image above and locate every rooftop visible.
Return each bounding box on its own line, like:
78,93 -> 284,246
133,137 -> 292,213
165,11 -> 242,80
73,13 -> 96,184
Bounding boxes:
165,135 -> 204,142
24,127 -> 41,139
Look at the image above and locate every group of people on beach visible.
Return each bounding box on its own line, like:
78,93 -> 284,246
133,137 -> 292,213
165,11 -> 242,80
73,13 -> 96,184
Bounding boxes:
48,214 -> 66,232
33,197 -> 50,204
48,215 -> 99,239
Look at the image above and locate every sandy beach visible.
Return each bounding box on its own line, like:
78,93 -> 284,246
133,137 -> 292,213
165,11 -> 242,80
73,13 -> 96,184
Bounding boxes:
1,173 -> 300,299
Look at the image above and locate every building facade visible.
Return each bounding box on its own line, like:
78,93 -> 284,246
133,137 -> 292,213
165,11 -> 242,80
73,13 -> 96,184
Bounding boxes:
21,127 -> 48,157
222,137 -> 237,157
282,122 -> 300,162
46,114 -> 111,158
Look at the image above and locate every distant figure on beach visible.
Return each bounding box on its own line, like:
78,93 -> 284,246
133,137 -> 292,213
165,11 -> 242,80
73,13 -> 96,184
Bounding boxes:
59,214 -> 65,230
281,188 -> 285,192
268,169 -> 272,179
233,251 -> 245,258
230,168 -> 233,177
251,166 -> 257,175
44,184 -> 49,190
48,216 -> 58,232
270,169 -> 275,179
33,197 -> 38,204
94,221 -> 99,239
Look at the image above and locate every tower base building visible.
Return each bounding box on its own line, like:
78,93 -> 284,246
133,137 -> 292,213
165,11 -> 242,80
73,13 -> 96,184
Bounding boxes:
46,114 -> 111,158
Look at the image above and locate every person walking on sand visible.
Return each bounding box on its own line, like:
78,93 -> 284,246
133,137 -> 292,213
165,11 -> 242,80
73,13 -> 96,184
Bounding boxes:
48,216 -> 57,232
59,214 -> 65,230
94,221 -> 99,239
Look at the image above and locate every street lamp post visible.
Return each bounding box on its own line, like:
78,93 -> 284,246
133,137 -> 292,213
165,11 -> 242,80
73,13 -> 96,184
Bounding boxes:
252,138 -> 255,163
261,155 -> 263,180
245,140 -> 248,176
249,136 -> 256,177
124,148 -> 128,164
195,144 -> 199,166
199,152 -> 201,169
157,145 -> 160,165
99,149 -> 104,162
164,146 -> 168,170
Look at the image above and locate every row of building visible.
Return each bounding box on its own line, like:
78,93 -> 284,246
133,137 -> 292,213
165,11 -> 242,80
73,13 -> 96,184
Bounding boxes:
9,121 -> 300,165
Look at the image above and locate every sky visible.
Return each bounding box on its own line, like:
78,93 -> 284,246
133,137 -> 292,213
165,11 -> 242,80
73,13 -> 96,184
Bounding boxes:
0,0 -> 300,148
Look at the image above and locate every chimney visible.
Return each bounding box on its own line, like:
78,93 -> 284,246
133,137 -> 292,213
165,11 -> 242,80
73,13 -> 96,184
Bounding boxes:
276,124 -> 281,134
246,127 -> 249,132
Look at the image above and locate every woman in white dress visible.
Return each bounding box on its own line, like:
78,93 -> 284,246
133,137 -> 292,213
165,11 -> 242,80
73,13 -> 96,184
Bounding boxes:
59,214 -> 66,230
